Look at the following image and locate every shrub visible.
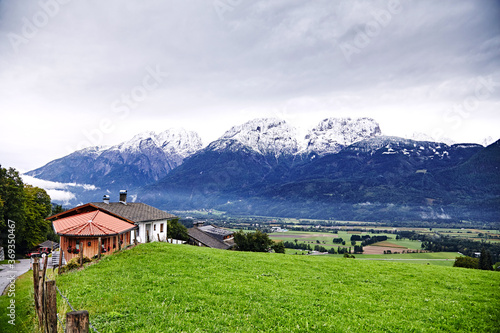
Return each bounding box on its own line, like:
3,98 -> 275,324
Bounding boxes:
271,241 -> 285,254
234,230 -> 273,252
453,256 -> 479,269
65,256 -> 92,271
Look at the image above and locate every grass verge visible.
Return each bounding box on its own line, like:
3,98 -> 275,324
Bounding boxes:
0,272 -> 37,333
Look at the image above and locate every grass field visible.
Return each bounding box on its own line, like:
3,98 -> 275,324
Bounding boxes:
2,243 -> 499,332
270,230 -> 424,254
284,252 -> 459,267
0,271 -> 38,332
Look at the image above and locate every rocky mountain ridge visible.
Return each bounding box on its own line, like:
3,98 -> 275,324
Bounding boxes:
26,128 -> 203,186
24,117 -> 499,223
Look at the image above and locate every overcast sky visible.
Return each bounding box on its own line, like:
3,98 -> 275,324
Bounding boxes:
1,0 -> 499,172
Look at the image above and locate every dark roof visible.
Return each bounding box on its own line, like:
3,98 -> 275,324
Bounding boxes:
198,225 -> 233,241
90,202 -> 177,223
188,228 -> 234,250
38,240 -> 59,249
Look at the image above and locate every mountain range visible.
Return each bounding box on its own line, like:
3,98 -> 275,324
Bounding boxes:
25,118 -> 500,223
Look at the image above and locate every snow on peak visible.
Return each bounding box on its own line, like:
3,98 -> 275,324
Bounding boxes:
217,118 -> 300,157
481,136 -> 495,147
80,145 -> 110,156
111,128 -> 202,158
409,132 -> 456,146
410,132 -> 435,142
305,117 -> 381,155
157,128 -> 203,158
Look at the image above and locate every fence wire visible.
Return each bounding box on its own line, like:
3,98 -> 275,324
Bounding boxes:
56,285 -> 100,333
56,313 -> 66,332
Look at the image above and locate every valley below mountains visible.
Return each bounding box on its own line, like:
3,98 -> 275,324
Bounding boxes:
26,118 -> 500,224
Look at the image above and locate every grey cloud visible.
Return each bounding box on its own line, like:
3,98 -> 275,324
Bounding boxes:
0,0 -> 499,171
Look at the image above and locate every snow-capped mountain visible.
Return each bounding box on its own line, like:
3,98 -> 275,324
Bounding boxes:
107,128 -> 202,168
209,118 -> 301,157
24,116 -> 499,223
305,118 -> 381,155
26,128 -> 202,188
207,117 -> 382,158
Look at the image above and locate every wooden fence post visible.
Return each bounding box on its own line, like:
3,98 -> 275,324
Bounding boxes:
45,280 -> 57,333
66,310 -> 89,333
40,255 -> 48,328
33,258 -> 40,325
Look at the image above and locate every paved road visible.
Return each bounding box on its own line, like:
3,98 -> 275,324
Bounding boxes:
0,259 -> 31,295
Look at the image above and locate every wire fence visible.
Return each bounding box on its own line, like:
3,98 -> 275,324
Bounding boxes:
56,285 -> 100,333
56,313 -> 65,332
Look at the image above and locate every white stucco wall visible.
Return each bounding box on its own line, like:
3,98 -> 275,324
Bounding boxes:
136,219 -> 169,243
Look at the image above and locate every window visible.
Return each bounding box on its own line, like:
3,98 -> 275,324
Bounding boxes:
154,224 -> 156,231
160,223 -> 164,233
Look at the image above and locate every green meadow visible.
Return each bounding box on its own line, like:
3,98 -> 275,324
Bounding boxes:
269,230 -> 424,251
2,243 -> 499,332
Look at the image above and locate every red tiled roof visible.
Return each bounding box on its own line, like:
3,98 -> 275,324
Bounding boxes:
53,210 -> 137,237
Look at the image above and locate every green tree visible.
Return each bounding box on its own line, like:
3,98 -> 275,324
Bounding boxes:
479,248 -> 493,270
167,218 -> 189,241
0,166 -> 27,253
22,185 -> 52,250
234,230 -> 273,252
0,167 -> 26,232
51,204 -> 65,215
453,256 -> 479,269
271,241 -> 285,254
0,166 -> 53,254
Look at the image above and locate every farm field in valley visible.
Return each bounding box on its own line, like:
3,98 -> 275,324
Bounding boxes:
270,230 -> 424,255
1,243 -> 498,332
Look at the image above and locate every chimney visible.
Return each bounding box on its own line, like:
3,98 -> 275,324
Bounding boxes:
119,190 -> 127,204
193,221 -> 204,228
103,195 -> 110,204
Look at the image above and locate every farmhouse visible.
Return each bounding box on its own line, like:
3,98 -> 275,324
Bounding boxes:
187,222 -> 235,250
47,191 -> 178,260
49,207 -> 138,261
91,190 -> 178,243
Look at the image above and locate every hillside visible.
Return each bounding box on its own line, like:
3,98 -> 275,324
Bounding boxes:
13,243 -> 499,332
